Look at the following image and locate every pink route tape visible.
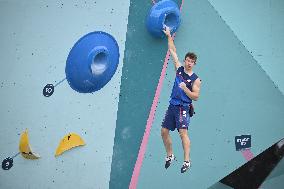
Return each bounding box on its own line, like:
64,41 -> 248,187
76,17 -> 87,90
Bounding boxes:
241,149 -> 254,161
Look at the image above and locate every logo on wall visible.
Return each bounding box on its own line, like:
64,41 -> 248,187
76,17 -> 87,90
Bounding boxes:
235,135 -> 251,151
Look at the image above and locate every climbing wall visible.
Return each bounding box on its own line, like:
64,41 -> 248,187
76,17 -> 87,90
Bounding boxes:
0,0 -> 130,188
1,0 -> 284,189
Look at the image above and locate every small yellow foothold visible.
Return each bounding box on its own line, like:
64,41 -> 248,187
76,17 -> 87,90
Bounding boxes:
55,133 -> 85,157
19,129 -> 40,159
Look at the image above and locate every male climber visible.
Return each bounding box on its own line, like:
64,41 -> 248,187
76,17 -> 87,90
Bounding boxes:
161,27 -> 202,173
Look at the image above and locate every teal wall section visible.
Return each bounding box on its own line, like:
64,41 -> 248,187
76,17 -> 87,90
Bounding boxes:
262,174 -> 284,189
266,158 -> 284,180
0,1 -> 129,189
109,0 -> 182,188
208,0 -> 284,95
261,158 -> 284,188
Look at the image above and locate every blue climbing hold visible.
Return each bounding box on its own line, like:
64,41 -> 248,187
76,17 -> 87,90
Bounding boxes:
65,31 -> 119,93
146,0 -> 181,38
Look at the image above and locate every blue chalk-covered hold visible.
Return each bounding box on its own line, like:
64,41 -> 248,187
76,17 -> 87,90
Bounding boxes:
65,31 -> 119,93
146,0 -> 181,38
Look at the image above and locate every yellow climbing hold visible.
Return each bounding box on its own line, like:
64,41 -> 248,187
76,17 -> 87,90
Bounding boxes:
55,133 -> 85,156
19,129 -> 40,159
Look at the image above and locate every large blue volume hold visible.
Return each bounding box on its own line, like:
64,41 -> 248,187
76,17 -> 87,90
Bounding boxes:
65,31 -> 119,93
146,0 -> 181,38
